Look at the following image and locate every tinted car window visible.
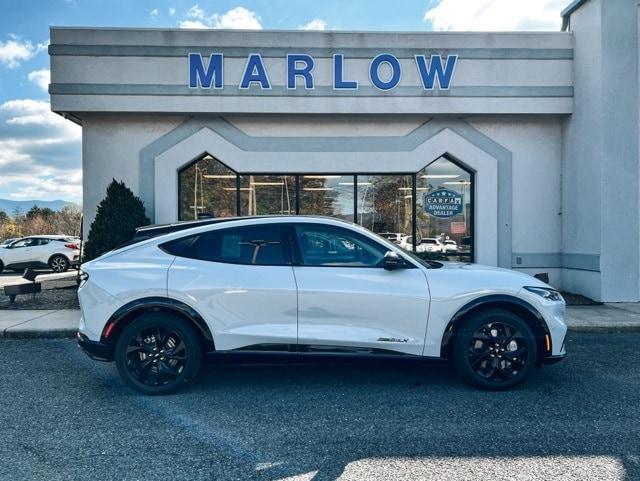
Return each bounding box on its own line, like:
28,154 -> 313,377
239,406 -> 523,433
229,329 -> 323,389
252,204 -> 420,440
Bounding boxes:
294,224 -> 386,267
163,224 -> 290,266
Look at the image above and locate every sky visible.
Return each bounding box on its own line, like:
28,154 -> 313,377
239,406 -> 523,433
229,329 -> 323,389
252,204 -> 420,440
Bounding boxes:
0,0 -> 568,204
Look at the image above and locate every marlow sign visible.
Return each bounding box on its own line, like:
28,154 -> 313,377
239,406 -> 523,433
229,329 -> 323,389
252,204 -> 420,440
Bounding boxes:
188,53 -> 458,91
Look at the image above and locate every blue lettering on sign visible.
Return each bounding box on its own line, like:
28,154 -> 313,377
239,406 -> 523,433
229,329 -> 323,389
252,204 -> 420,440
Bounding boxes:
287,54 -> 315,89
240,53 -> 271,89
188,53 -> 223,89
369,54 -> 401,91
414,54 -> 458,90
333,53 -> 358,90
424,188 -> 464,218
187,52 -> 458,91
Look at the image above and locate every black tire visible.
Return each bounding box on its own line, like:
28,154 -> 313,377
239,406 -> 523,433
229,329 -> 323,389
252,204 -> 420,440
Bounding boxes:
0,261 -> 3,274
452,308 -> 537,390
49,255 -> 69,273
115,313 -> 203,395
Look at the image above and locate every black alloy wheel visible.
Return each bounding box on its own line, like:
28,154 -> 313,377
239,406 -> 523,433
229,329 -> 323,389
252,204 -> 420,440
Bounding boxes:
452,309 -> 537,389
115,313 -> 202,395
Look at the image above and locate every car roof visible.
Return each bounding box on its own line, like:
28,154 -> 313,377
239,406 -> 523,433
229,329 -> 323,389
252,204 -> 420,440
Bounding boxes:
24,235 -> 75,239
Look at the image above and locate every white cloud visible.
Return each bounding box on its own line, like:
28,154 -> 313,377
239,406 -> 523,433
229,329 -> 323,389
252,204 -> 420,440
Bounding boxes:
28,69 -> 50,92
300,19 -> 327,31
150,8 -> 159,16
179,5 -> 262,29
169,7 -> 176,16
0,99 -> 82,202
0,38 -> 35,68
424,0 -> 565,31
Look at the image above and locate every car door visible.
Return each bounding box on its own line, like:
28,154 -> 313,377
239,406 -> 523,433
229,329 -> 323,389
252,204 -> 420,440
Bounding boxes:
167,222 -> 298,352
3,238 -> 37,266
292,223 -> 430,356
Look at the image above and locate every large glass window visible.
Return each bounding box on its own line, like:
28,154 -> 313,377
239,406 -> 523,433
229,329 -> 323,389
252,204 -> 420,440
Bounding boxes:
176,154 -> 473,262
416,156 -> 473,262
239,175 -> 296,216
299,175 -> 354,221
179,155 -> 237,221
356,175 -> 413,241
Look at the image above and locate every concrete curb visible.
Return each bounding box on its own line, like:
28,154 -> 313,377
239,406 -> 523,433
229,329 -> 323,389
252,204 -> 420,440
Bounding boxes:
3,329 -> 78,340
567,325 -> 640,333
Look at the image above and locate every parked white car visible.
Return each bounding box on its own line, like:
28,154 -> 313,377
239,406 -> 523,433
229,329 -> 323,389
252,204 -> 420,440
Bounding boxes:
443,240 -> 458,253
378,232 -> 407,245
417,238 -> 445,253
0,235 -> 80,273
77,216 -> 566,394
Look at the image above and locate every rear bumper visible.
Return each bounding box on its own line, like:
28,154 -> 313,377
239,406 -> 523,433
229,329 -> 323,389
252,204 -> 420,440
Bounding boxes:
77,332 -> 113,362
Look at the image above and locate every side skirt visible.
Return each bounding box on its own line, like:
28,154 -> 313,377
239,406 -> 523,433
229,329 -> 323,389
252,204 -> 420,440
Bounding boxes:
205,343 -> 445,366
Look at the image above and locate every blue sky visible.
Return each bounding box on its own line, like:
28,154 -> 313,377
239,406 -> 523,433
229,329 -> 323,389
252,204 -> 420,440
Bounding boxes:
0,0 -> 566,204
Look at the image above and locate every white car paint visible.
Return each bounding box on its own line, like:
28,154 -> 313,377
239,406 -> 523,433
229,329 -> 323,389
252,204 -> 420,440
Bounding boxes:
78,216 -> 567,362
0,235 -> 80,273
443,240 -> 458,253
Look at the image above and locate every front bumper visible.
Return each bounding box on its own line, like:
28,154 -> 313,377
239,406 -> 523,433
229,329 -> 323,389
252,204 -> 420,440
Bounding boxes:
77,332 -> 113,362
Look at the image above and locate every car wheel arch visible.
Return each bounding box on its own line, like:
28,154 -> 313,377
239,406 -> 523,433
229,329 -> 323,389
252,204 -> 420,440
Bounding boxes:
101,297 -> 215,354
439,295 -> 551,364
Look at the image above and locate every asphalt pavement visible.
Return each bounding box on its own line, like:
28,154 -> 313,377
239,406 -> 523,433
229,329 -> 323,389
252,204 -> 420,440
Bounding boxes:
1,333 -> 639,481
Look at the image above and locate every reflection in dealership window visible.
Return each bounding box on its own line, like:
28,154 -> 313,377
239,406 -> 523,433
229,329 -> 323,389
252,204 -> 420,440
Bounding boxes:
416,156 -> 473,262
299,175 -> 354,221
356,175 -> 413,243
178,155 -> 237,220
239,175 -> 296,216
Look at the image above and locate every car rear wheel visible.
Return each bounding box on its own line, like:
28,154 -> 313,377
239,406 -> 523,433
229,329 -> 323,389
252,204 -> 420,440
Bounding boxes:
452,308 -> 537,390
115,313 -> 202,395
49,255 -> 69,273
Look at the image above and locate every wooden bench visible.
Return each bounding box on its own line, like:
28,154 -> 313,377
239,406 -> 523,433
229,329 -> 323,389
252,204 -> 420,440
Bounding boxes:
3,269 -> 41,303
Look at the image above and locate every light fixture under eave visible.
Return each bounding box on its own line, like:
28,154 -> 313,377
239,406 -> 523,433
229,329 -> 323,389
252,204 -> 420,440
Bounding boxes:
250,182 -> 285,186
303,175 -> 342,179
421,174 -> 460,179
303,187 -> 334,191
203,174 -> 236,179
223,187 -> 253,191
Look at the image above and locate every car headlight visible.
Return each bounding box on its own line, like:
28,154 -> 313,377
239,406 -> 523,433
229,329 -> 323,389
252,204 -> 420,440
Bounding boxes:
524,286 -> 564,302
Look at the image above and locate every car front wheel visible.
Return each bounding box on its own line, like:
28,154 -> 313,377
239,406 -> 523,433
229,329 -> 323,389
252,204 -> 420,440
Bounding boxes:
452,308 -> 537,390
49,255 -> 69,273
115,313 -> 203,395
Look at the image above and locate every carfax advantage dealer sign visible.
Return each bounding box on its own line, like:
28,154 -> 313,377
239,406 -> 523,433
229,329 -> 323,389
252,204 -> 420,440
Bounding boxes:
187,52 -> 458,91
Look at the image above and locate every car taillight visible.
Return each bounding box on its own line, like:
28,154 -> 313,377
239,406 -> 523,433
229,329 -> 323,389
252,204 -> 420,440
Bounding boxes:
65,243 -> 79,250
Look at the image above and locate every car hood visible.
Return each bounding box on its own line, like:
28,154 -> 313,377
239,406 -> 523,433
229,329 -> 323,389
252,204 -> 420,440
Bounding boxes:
436,261 -> 551,288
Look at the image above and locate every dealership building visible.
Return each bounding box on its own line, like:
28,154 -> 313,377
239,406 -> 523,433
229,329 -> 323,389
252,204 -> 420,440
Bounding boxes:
49,0 -> 639,302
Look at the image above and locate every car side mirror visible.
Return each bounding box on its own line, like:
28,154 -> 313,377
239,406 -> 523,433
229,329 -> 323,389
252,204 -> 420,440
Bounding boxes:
383,250 -> 404,270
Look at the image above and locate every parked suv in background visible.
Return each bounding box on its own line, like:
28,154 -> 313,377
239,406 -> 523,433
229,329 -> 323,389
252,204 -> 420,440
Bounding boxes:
0,235 -> 80,273
77,216 -> 566,395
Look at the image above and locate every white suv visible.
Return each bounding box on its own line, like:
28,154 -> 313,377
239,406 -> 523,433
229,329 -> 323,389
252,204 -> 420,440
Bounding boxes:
0,235 -> 80,273
77,216 -> 567,394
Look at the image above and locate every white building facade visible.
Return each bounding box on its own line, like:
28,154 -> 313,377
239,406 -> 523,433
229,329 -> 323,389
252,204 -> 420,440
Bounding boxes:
49,0 -> 640,302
